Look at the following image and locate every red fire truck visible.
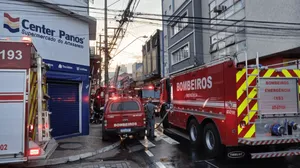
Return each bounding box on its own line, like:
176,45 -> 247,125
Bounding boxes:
136,84 -> 160,105
159,55 -> 300,159
0,39 -> 50,164
93,86 -> 118,112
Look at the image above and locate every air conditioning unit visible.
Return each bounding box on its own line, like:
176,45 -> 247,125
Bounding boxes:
213,5 -> 227,13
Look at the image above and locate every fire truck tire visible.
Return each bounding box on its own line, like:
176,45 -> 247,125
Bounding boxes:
162,110 -> 169,128
102,131 -> 109,141
188,119 -> 202,147
138,130 -> 146,140
203,123 -> 222,158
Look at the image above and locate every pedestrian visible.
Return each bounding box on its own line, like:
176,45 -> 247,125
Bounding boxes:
144,97 -> 156,140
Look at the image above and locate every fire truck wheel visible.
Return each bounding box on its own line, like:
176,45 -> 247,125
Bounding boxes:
138,130 -> 146,140
162,110 -> 169,128
188,119 -> 202,147
102,131 -> 109,141
203,123 -> 221,157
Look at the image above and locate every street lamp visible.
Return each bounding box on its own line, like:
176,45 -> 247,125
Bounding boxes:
112,35 -> 148,59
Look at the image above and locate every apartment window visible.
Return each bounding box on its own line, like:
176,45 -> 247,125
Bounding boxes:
234,0 -> 244,12
172,44 -> 190,65
223,0 -> 233,8
211,34 -> 218,45
209,1 -> 216,12
218,41 -> 226,50
210,43 -> 218,53
171,12 -> 188,36
225,35 -> 235,46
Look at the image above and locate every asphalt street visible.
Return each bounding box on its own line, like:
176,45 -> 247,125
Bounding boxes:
95,127 -> 300,168
4,120 -> 300,168
48,124 -> 300,168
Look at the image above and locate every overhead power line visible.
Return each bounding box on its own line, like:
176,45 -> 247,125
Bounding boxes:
5,0 -> 300,27
108,0 -> 121,7
8,0 -> 123,13
134,12 -> 300,26
132,16 -> 300,31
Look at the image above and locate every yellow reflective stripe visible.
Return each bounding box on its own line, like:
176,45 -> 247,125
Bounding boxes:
238,103 -> 257,134
237,69 -> 258,99
237,88 -> 257,117
236,69 -> 246,82
29,73 -> 37,125
282,69 -> 292,77
244,124 -> 255,138
293,70 -> 300,78
263,69 -> 275,77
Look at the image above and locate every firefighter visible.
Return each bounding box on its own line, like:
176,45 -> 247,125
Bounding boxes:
145,97 -> 157,140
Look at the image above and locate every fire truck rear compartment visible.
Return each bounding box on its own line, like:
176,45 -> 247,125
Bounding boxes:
237,117 -> 300,159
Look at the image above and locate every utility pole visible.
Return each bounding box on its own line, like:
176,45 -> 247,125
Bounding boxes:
98,34 -> 102,87
104,0 -> 109,102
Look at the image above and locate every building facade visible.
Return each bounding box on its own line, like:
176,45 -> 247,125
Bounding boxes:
162,0 -> 210,76
0,0 -> 96,138
132,63 -> 143,81
209,0 -> 300,63
142,29 -> 163,85
162,0 -> 300,76
120,64 -> 128,73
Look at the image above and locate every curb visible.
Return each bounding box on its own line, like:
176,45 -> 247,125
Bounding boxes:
24,141 -> 120,167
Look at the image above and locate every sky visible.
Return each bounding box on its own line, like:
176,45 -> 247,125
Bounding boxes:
89,0 -> 162,73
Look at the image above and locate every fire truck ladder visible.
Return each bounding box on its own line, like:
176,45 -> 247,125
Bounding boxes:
245,52 -> 261,124
36,56 -> 52,142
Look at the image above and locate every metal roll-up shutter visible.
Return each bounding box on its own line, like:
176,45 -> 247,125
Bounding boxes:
48,82 -> 80,137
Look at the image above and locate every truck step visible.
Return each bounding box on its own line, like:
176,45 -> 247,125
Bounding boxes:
251,149 -> 300,159
165,128 -> 190,140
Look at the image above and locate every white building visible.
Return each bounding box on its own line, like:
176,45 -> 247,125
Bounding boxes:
0,0 -> 96,138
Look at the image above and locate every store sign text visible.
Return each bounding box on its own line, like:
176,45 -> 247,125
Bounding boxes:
3,13 -> 85,49
21,19 -> 85,48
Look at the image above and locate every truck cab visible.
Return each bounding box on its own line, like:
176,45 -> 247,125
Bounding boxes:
93,86 -> 117,112
159,78 -> 172,128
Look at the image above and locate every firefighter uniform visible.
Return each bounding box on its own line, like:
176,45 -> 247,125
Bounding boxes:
145,98 -> 156,139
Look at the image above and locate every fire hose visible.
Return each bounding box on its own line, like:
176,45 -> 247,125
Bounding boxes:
155,109 -> 171,129
119,107 -> 170,142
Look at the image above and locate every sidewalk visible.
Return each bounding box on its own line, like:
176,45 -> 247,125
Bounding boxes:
25,124 -> 120,167
47,161 -> 132,168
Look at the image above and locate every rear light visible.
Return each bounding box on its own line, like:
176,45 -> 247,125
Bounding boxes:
29,124 -> 33,131
239,121 -> 246,129
104,120 -> 107,127
143,118 -> 146,125
96,95 -> 100,99
29,148 -> 40,156
22,36 -> 32,42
